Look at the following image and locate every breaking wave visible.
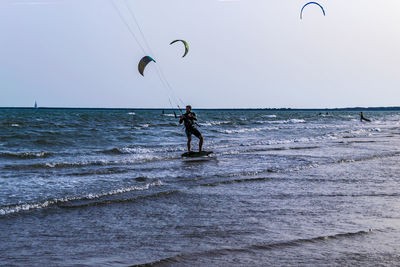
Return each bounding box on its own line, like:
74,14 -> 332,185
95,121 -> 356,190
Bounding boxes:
0,151 -> 52,159
0,180 -> 163,215
266,119 -> 306,124
101,147 -> 153,155
3,153 -> 175,170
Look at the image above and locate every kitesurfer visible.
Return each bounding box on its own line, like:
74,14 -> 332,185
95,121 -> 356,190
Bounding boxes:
179,105 -> 203,152
360,112 -> 371,122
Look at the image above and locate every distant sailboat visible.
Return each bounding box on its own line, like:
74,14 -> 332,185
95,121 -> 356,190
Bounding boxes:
34,101 -> 38,109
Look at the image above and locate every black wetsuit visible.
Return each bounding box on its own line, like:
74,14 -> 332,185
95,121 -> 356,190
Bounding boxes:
179,112 -> 201,138
360,113 -> 371,122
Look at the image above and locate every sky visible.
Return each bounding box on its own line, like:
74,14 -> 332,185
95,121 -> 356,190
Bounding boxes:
0,0 -> 400,108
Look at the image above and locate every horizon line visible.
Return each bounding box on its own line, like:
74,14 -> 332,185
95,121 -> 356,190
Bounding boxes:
1,106 -> 400,111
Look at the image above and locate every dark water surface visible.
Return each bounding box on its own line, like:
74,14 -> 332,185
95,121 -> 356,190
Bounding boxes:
1,109 -> 400,266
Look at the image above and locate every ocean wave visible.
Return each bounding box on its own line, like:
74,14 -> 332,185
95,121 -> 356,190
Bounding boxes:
209,162 -> 320,180
0,151 -> 52,159
222,126 -> 279,134
333,151 -> 400,165
289,146 -> 320,150
250,127 -> 385,146
199,121 -> 232,127
201,177 -> 272,187
265,119 -> 306,124
345,140 -> 377,144
100,145 -> 184,155
101,147 -> 153,155
156,122 -> 180,127
128,112 -> 136,115
345,129 -> 371,136
66,167 -> 129,177
236,135 -> 337,146
135,230 -> 373,266
201,176 -> 371,188
208,126 -> 377,151
3,153 -> 172,170
0,180 -> 162,216
216,119 -> 306,129
3,160 -> 109,170
33,138 -> 72,146
262,115 -> 277,118
134,123 -> 151,129
59,190 -> 180,209
249,230 -> 373,250
217,151 -> 400,177
219,146 -> 319,156
326,127 -> 386,140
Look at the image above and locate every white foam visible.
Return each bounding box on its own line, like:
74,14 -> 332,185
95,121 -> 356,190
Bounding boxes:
115,147 -> 153,154
42,159 -> 108,168
290,119 -> 306,123
200,121 -> 231,126
265,119 -> 306,124
223,126 -> 279,134
134,124 -> 151,129
0,180 -> 162,215
20,153 -> 167,170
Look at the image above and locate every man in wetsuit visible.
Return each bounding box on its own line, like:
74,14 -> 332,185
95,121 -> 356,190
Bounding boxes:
360,112 -> 371,122
179,105 -> 203,152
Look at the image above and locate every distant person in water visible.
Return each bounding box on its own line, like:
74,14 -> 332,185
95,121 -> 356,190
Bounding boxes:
179,105 -> 203,152
360,112 -> 371,122
162,110 -> 165,116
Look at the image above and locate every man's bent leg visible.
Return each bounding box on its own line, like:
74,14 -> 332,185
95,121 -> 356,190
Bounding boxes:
187,136 -> 191,152
199,135 -> 203,152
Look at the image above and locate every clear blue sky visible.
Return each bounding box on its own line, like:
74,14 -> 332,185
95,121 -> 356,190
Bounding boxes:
1,0 -> 399,108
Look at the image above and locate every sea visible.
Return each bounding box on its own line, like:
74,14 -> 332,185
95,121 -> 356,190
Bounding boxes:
1,108 -> 400,266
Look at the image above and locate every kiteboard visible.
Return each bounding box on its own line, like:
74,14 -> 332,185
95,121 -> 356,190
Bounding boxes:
181,151 -> 213,158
